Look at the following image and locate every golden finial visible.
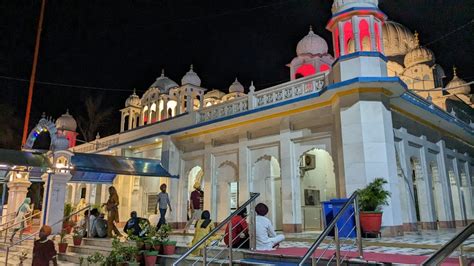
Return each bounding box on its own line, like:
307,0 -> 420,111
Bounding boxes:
414,31 -> 420,47
309,25 -> 313,32
453,66 -> 457,77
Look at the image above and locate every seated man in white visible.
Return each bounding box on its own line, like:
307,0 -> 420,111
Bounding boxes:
255,203 -> 285,250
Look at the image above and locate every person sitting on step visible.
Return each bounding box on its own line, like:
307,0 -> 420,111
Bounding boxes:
255,203 -> 285,251
124,211 -> 150,237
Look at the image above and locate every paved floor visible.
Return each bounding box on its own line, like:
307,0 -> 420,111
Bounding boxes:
172,227 -> 474,257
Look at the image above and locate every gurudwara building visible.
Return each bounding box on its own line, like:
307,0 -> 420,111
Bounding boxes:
9,0 -> 473,235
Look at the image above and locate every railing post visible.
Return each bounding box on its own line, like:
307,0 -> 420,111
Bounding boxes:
354,195 -> 364,259
5,246 -> 9,266
335,223 -> 341,266
228,221 -> 233,265
249,198 -> 257,251
203,244 -> 207,265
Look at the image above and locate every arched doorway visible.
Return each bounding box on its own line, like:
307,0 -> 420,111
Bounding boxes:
299,148 -> 336,231
251,156 -> 282,230
215,161 -> 238,222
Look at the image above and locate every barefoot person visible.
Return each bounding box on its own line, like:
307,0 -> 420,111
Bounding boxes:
32,225 -> 58,266
102,186 -> 122,237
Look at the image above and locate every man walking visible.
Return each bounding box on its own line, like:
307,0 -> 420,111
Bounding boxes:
184,182 -> 204,233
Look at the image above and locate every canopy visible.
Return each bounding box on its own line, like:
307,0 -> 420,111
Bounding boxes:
0,148 -> 51,170
70,153 -> 177,183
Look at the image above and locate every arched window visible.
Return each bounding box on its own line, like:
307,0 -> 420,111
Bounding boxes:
359,19 -> 371,51
320,64 -> 330,72
295,64 -> 316,78
374,22 -> 381,52
343,20 -> 353,54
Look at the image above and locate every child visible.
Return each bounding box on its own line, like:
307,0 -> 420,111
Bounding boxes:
157,183 -> 172,229
32,225 -> 58,266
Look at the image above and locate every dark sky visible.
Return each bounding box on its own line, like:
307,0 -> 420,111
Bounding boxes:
1,0 -> 473,148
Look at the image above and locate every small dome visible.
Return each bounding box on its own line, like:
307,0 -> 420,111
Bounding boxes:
332,0 -> 378,14
53,135 -> 70,151
403,32 -> 435,68
447,67 -> 471,95
382,21 -> 417,56
229,78 -> 244,93
149,69 -> 179,93
181,65 -> 201,86
296,26 -> 328,56
125,89 -> 141,107
56,110 -> 77,132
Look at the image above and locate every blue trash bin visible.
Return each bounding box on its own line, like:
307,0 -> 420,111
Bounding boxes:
321,201 -> 335,236
330,198 -> 356,238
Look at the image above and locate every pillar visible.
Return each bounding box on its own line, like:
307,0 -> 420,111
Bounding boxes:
41,172 -> 72,233
162,98 -> 169,120
419,136 -> 437,229
436,140 -> 456,228
6,174 -> 32,217
186,91 -> 193,113
340,101 -> 403,236
160,136 -> 182,228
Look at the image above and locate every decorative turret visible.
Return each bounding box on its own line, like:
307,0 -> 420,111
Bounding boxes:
55,110 -> 78,148
326,0 -> 388,82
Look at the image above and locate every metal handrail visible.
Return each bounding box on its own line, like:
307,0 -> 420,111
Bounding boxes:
298,192 -> 362,266
3,205 -> 92,266
173,192 -> 260,266
0,211 -> 42,243
422,222 -> 474,265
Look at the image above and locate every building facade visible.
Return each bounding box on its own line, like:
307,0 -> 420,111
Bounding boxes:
55,0 -> 473,235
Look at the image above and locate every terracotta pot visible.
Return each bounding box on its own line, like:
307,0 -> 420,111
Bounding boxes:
58,243 -> 68,253
144,243 -> 152,250
73,237 -> 82,246
144,254 -> 157,266
360,212 -> 383,233
162,244 -> 176,255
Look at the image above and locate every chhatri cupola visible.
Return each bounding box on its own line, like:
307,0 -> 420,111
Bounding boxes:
55,109 -> 78,148
327,0 -> 387,82
288,26 -> 334,80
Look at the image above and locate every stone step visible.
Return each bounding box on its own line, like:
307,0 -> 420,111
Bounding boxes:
82,237 -> 114,248
58,252 -> 88,264
67,244 -> 112,256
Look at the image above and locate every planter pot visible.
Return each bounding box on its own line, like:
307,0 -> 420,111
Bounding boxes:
144,254 -> 157,266
360,212 -> 383,233
162,244 -> 176,255
73,237 -> 82,246
144,243 -> 152,250
58,243 -> 68,253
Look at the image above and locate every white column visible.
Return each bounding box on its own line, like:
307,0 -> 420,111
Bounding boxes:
176,92 -> 182,115
199,92 -> 204,110
160,136 -> 181,227
186,91 -> 193,113
351,16 -> 360,52
453,157 -> 468,225
279,121 -> 301,232
163,98 -> 169,120
338,21 -> 345,56
419,136 -> 437,229
436,140 -> 456,227
41,172 -> 72,234
128,110 -> 133,129
238,134 -> 250,208
6,175 -> 32,217
369,16 -> 377,51
340,101 -> 403,235
120,112 -> 126,132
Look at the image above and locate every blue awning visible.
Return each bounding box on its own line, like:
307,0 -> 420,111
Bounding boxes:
70,153 -> 177,183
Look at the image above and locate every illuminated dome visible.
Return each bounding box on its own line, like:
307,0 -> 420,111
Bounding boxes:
296,26 -> 328,56
229,78 -> 244,93
149,69 -> 179,93
181,65 -> 201,86
447,68 -> 471,95
56,110 -> 77,132
125,90 -> 141,107
332,0 -> 378,14
382,21 -> 416,56
403,33 -> 434,68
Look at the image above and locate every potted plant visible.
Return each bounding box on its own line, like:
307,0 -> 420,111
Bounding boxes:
143,250 -> 159,266
63,203 -> 74,233
86,252 -> 105,266
357,178 -> 391,234
158,224 -> 176,255
72,226 -> 84,246
18,251 -> 28,265
58,229 -> 68,253
107,238 -> 140,266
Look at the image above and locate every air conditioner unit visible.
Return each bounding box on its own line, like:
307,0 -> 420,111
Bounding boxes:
299,154 -> 316,170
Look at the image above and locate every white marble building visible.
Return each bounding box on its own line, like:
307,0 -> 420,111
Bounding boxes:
61,0 -> 473,235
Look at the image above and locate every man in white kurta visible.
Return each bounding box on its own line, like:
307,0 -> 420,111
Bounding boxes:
255,203 -> 285,251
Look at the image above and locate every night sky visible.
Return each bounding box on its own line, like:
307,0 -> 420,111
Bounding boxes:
1,0 -> 473,149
